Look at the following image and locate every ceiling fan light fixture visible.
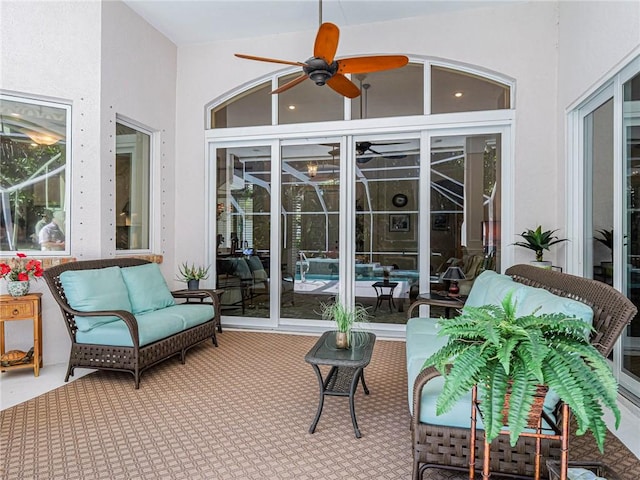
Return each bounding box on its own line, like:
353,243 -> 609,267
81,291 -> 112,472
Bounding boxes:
307,161 -> 318,177
24,130 -> 61,146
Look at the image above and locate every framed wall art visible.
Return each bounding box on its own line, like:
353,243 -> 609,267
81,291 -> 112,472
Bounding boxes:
389,214 -> 410,232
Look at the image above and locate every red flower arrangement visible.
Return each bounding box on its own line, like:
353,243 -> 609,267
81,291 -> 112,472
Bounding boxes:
0,253 -> 44,282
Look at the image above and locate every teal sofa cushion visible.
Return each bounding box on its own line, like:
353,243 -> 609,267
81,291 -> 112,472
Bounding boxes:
407,271 -> 591,431
60,266 -> 132,332
121,263 -> 176,314
76,305 -> 213,347
231,258 -> 252,280
465,270 -> 517,308
162,304 -> 214,329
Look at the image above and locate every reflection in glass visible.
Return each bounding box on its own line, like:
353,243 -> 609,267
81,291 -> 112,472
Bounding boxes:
0,95 -> 68,253
354,138 -> 420,322
211,82 -> 272,128
430,134 -> 501,302
431,66 -> 510,114
351,63 -> 424,120
623,72 -> 640,384
215,146 -> 271,319
586,99 -> 614,285
278,73 -> 344,124
281,143 -> 340,320
115,121 -> 151,250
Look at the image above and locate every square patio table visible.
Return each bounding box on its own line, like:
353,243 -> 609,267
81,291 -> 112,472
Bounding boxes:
304,330 -> 376,438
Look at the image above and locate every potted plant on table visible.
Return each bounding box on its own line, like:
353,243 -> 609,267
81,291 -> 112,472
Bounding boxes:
177,262 -> 210,291
423,290 -> 619,452
513,225 -> 568,268
317,297 -> 370,349
0,253 -> 43,297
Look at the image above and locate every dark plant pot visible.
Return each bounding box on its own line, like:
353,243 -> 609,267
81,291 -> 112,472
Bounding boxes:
187,279 -> 200,291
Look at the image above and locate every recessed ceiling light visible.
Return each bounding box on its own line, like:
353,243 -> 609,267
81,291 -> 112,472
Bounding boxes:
10,113 -> 20,117
288,105 -> 296,110
454,92 -> 463,98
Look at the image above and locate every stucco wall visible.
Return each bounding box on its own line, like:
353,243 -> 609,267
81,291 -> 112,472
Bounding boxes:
0,0 -> 177,365
175,1 -> 560,269
556,0 -> 640,271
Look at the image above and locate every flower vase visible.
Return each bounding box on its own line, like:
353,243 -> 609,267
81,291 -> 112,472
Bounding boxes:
7,280 -> 30,297
335,330 -> 350,349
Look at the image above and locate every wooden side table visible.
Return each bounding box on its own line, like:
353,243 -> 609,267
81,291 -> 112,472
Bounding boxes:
0,293 -> 43,377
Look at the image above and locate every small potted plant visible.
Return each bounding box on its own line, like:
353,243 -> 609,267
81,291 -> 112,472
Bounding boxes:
0,253 -> 43,297
317,297 -> 370,349
513,225 -> 568,268
423,290 -> 619,452
177,262 -> 210,291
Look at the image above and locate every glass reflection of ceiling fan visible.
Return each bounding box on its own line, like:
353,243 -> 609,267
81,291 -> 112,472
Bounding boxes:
325,141 -> 408,164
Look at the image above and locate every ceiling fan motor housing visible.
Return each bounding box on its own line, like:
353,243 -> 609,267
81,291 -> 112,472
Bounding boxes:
304,57 -> 338,86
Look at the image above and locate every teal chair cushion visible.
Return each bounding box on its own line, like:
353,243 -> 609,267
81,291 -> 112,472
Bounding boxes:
121,263 -> 176,314
60,266 -> 132,332
231,258 -> 252,280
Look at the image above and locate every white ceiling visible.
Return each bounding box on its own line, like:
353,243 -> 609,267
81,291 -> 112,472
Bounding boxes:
122,0 -> 519,46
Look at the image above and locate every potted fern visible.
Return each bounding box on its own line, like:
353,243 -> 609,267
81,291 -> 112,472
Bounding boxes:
317,297 -> 369,349
423,290 -> 620,451
513,225 -> 568,268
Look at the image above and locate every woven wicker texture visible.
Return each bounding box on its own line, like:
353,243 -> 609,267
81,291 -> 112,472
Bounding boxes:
42,258 -> 219,388
412,265 -> 638,479
1,331 -> 638,479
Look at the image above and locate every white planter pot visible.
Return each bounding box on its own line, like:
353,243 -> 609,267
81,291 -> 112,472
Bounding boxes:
530,261 -> 552,269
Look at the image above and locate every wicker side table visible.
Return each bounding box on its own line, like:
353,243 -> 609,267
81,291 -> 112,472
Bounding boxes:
304,330 -> 376,438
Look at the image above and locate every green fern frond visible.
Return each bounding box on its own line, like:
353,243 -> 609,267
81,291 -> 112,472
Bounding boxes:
478,361 -> 509,443
541,356 -> 589,427
504,361 -> 538,446
436,346 -> 487,415
581,396 -> 607,452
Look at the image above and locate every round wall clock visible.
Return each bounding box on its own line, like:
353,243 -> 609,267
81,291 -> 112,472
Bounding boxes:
392,193 -> 408,208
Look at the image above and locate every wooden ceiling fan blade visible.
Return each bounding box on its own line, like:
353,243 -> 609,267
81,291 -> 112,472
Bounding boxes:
326,74 -> 361,98
314,22 -> 340,63
235,53 -> 306,67
271,73 -> 308,94
337,55 -> 409,74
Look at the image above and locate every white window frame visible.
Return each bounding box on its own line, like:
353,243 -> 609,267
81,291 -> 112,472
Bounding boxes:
0,91 -> 72,256
114,115 -> 158,255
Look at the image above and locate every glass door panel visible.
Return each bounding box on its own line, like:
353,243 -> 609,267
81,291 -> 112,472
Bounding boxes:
430,134 -> 501,308
280,141 -> 341,320
354,137 -> 420,324
215,146 -> 271,319
623,72 -> 640,393
585,99 -> 614,285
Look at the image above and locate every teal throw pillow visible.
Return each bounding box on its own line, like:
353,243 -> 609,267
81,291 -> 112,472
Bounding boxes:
121,263 -> 176,314
60,266 -> 132,332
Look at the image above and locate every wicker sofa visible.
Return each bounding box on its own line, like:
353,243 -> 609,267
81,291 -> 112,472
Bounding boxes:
406,264 -> 637,480
44,258 -> 220,389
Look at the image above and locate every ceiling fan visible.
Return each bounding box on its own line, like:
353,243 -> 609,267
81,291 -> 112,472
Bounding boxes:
326,141 -> 408,164
234,22 -> 408,98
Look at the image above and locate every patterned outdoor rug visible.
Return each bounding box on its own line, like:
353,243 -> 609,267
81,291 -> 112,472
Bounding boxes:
1,330 -> 638,479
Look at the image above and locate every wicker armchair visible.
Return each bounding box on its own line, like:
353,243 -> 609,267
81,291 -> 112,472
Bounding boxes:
411,264 -> 637,479
43,258 -> 219,389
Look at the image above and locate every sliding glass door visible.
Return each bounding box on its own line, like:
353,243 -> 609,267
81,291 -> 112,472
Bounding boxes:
208,126 -> 509,331
622,71 -> 640,394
